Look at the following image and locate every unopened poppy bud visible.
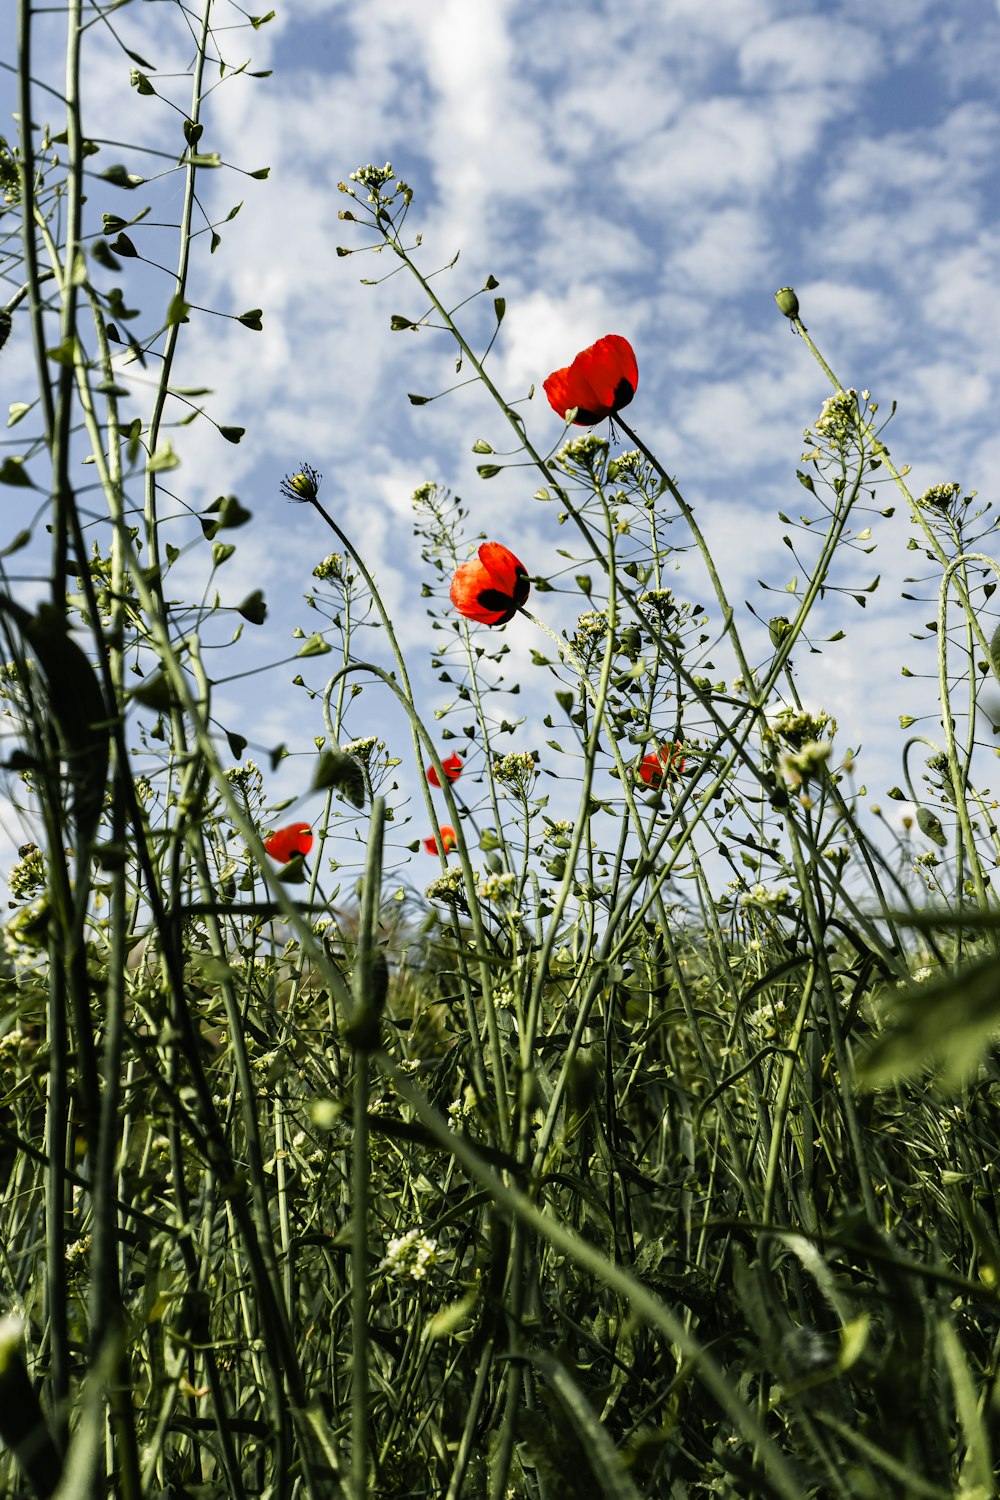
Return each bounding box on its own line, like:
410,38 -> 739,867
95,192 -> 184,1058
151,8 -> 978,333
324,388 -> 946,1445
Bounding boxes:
280,464 -> 321,503
774,287 -> 799,320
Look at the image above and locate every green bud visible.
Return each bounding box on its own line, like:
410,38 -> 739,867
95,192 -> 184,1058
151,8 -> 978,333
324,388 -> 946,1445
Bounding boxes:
774,287 -> 799,319
769,615 -> 792,646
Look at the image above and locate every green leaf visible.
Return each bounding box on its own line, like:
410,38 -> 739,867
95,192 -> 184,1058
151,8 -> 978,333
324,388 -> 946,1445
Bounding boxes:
101,164 -> 144,188
0,457 -> 34,487
148,440 -> 180,473
236,589 -> 267,625
201,495 -> 251,536
296,633 -> 331,658
916,805 -> 946,847
313,748 -> 365,808
0,530 -> 32,558
166,293 -> 190,326
859,952 -> 1000,1092
90,239 -> 121,271
130,673 -> 174,711
46,337 -> 78,367
237,308 -> 263,330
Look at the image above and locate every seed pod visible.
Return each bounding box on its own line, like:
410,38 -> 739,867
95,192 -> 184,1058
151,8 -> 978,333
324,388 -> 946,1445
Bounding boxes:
774,287 -> 799,320
0,309 -> 11,353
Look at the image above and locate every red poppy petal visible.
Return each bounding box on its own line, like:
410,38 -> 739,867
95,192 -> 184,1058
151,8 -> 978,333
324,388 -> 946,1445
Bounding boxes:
545,336 -> 638,425
478,542 -> 525,593
543,365 -> 575,419
264,822 -> 314,862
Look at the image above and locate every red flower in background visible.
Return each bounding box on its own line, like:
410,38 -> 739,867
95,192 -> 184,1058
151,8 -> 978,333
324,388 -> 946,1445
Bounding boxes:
423,825 -> 457,855
427,751 -> 463,788
637,743 -> 686,788
450,543 -> 530,626
264,822 -> 314,862
543,335 -> 638,426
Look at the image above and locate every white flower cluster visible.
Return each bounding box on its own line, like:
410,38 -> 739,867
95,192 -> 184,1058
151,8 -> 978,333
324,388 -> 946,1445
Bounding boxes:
808,388 -> 859,447
637,588 -> 675,619
425,868 -> 466,905
348,161 -> 395,200
494,751 -> 537,790
740,884 -> 792,913
769,706 -> 836,748
574,610 -> 609,641
313,552 -> 345,582
378,1229 -> 439,1282
342,735 -> 381,765
477,871 -> 517,902
225,759 -> 262,793
8,845 -> 45,903
918,482 -> 960,512
556,434 -> 608,470
781,740 -> 832,787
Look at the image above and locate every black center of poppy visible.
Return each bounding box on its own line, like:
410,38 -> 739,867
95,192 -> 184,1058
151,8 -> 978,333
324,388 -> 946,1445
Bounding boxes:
477,587 -> 514,612
612,377 -> 635,413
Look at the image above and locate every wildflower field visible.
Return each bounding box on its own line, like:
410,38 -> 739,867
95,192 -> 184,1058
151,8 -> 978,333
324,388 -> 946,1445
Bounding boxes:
3,5 -> 1000,1499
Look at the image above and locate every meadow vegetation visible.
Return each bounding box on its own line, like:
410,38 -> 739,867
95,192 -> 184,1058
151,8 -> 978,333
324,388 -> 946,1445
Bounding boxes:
3,5 -> 1000,1498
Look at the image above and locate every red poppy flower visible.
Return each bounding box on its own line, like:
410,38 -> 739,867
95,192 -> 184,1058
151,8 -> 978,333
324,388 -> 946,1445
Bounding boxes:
450,543 -> 530,626
543,335 -> 638,426
637,743 -> 686,788
423,825 -> 457,855
263,822 -> 314,862
427,751 -> 463,788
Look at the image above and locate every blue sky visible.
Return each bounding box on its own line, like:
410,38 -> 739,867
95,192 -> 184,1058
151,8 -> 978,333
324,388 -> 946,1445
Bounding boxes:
3,0 -> 1000,878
